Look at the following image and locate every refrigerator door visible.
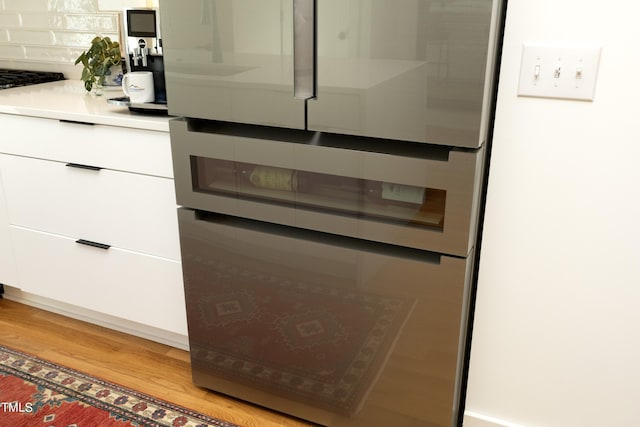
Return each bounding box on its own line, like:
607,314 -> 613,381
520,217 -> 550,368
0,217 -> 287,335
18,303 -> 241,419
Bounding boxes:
179,208 -> 473,426
159,0 -> 308,129
309,0 -> 497,147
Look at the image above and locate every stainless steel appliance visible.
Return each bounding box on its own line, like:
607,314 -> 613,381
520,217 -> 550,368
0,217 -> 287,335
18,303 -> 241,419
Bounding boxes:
160,1 -> 504,426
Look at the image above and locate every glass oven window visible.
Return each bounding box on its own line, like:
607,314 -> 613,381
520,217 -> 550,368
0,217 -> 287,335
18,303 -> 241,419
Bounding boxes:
191,157 -> 446,230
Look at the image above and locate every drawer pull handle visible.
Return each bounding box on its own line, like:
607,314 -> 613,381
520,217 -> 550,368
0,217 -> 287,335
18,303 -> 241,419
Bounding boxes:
66,163 -> 103,171
59,119 -> 94,126
75,239 -> 111,250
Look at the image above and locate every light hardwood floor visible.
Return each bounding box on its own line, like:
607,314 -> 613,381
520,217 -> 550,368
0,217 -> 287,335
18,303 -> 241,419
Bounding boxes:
0,298 -> 317,427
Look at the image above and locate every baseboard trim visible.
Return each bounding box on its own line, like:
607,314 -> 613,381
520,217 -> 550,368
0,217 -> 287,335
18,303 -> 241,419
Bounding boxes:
3,286 -> 190,351
464,411 -> 527,427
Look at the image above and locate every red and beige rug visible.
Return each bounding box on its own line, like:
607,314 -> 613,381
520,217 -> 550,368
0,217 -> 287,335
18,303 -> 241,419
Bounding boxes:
0,345 -> 240,427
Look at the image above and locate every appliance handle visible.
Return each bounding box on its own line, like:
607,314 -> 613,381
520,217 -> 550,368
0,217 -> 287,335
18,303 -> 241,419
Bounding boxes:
293,0 -> 316,100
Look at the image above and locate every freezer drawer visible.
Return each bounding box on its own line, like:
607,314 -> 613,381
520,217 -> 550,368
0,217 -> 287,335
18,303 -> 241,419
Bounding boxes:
179,208 -> 473,426
171,118 -> 484,257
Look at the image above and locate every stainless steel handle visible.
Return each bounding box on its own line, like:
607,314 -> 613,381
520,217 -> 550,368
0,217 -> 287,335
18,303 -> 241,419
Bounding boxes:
141,47 -> 149,67
293,0 -> 316,99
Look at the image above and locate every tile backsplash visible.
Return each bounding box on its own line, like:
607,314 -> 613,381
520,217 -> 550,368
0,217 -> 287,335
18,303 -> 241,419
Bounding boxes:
0,0 -> 157,78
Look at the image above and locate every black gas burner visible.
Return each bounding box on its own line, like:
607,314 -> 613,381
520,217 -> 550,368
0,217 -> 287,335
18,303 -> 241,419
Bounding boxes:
0,69 -> 65,90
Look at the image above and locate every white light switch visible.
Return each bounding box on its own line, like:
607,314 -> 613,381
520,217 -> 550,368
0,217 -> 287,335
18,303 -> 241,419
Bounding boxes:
518,44 -> 602,101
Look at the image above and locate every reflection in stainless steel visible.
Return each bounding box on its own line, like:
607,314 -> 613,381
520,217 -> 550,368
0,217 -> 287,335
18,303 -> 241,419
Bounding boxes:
161,0 -> 497,146
185,248 -> 416,416
179,209 -> 470,426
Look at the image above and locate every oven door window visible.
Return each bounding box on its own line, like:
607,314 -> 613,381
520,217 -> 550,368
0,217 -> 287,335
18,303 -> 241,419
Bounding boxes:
191,157 -> 446,230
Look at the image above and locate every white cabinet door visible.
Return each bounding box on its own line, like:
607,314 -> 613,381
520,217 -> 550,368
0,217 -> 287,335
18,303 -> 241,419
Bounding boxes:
0,115 -> 174,178
0,170 -> 18,286
0,154 -> 180,261
0,112 -> 186,339
10,226 -> 187,336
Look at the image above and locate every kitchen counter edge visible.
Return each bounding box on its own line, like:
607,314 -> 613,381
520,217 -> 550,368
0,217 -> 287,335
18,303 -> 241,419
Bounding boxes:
0,80 -> 170,133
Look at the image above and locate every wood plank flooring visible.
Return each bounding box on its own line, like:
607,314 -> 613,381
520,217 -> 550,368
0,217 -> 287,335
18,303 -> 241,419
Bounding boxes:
0,298 -> 317,427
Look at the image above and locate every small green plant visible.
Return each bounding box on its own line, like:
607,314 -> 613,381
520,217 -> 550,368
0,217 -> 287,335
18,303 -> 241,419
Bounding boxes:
74,36 -> 122,92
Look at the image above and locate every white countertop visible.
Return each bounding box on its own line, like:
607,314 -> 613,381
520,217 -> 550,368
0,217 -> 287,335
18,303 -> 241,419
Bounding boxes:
0,80 -> 170,132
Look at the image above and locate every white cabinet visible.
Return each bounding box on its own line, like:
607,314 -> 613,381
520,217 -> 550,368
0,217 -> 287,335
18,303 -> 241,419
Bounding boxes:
0,113 -> 187,338
0,169 -> 18,286
0,115 -> 174,178
0,155 -> 180,261
10,226 -> 184,335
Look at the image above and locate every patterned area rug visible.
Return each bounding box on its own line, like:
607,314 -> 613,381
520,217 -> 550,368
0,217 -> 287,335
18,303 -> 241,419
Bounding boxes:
0,345 -> 240,427
184,249 -> 417,417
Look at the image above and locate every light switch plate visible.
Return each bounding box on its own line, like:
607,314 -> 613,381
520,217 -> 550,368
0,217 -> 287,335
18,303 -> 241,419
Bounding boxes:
518,44 -> 602,101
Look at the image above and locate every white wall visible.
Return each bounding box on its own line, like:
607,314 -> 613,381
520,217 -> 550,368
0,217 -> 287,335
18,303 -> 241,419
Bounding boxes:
466,1 -> 640,427
0,0 -> 157,78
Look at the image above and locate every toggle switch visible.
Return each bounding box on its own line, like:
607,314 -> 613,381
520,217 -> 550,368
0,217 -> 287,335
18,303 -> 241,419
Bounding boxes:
554,64 -> 562,79
518,44 -> 601,101
534,64 -> 541,80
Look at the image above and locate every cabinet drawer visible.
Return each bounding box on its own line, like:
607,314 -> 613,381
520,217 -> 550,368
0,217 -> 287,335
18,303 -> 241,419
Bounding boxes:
178,208 -> 472,425
0,114 -> 173,178
171,118 -> 484,256
10,225 -> 187,336
0,154 -> 180,260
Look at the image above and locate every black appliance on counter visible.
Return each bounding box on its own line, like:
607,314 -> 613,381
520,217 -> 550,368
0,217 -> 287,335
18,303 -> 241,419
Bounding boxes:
124,6 -> 166,104
0,69 -> 64,90
108,7 -> 168,114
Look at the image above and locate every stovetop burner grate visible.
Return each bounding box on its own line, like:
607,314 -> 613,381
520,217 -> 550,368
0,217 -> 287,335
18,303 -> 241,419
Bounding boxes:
0,69 -> 65,89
